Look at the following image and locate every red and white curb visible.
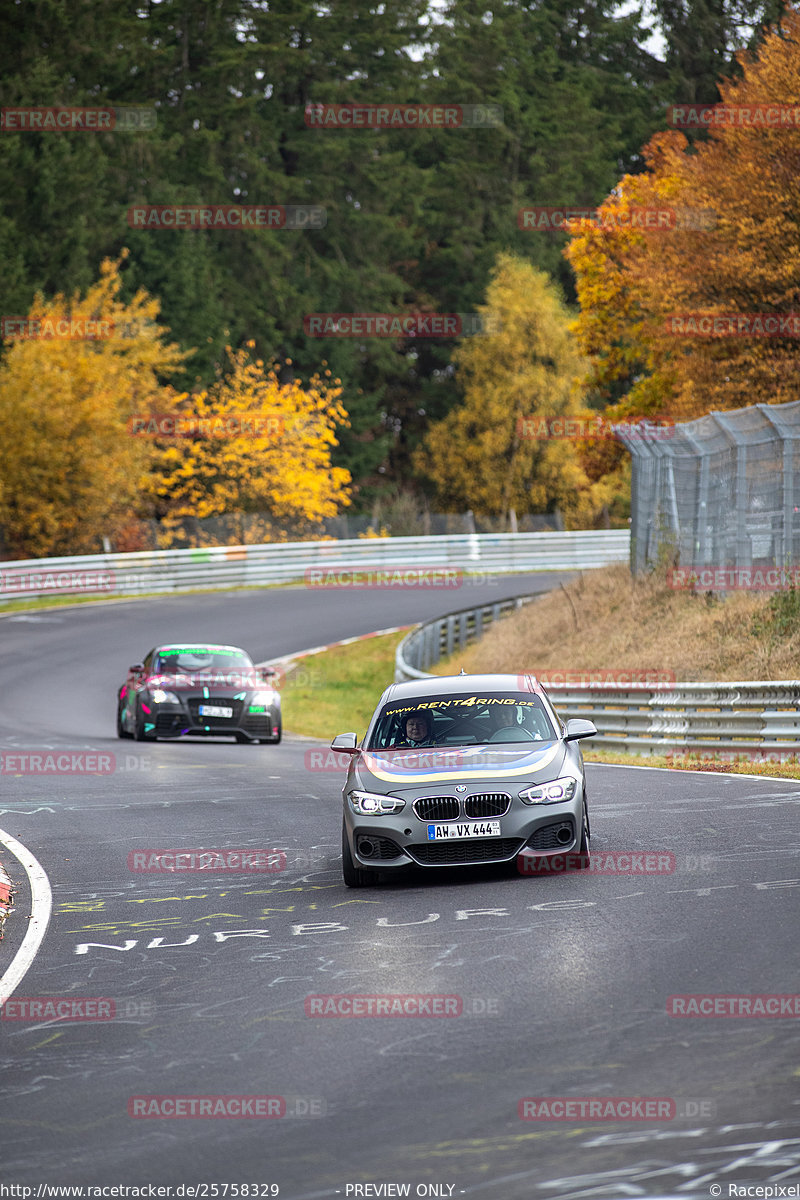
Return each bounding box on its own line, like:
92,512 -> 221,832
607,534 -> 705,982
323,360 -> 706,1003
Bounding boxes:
0,829 -> 52,1007
0,857 -> 15,938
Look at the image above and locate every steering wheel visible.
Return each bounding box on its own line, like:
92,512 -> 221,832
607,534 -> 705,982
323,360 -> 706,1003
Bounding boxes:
486,726 -> 537,742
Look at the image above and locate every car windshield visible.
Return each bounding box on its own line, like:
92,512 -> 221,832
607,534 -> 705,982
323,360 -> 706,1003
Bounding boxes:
368,691 -> 557,750
153,647 -> 254,676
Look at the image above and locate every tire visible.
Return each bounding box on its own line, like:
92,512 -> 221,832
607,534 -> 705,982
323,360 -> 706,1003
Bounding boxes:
237,715 -> 280,744
577,799 -> 590,864
134,702 -> 156,742
116,704 -> 132,739
342,823 -> 377,888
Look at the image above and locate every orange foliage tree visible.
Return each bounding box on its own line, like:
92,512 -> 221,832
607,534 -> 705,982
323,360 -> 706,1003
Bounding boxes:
0,254 -> 187,558
0,257 -> 352,557
146,345 -> 351,546
566,6 -> 800,429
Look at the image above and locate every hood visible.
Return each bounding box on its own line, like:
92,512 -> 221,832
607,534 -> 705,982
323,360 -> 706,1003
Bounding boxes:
352,742 -> 567,794
146,671 -> 271,694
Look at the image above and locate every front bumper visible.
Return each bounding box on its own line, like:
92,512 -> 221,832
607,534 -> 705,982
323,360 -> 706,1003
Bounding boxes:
149,696 -> 281,741
343,789 -> 583,871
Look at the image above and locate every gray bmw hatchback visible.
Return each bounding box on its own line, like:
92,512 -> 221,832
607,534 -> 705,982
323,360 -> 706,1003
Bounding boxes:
332,673 -> 597,887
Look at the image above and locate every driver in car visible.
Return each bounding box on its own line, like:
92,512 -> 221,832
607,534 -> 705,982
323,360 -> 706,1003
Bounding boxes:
487,705 -> 541,741
397,709 -> 434,747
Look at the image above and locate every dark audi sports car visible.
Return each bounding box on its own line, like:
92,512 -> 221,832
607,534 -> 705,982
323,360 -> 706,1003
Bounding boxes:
332,673 -> 596,886
117,643 -> 281,743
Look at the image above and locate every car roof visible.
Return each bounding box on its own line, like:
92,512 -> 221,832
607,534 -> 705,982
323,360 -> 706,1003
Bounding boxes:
382,672 -> 546,703
153,644 -> 250,654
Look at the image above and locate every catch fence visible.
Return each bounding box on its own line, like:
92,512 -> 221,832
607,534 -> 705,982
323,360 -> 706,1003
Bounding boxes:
617,399 -> 800,575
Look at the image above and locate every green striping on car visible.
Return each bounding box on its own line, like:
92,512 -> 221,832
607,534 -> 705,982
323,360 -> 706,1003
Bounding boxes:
116,642 -> 282,745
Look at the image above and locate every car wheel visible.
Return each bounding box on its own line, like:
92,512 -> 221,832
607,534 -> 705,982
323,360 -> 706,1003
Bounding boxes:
116,704 -> 132,739
578,799 -> 590,864
342,823 -> 377,888
135,702 -> 156,742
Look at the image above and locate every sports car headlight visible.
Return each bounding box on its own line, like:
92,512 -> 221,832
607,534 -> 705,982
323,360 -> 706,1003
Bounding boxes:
348,790 -> 405,816
519,777 -> 577,805
150,689 -> 180,704
251,690 -> 277,704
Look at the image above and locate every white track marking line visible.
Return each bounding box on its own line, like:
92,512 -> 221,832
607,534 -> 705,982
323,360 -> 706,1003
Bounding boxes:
586,761 -> 800,782
0,827 -> 52,1007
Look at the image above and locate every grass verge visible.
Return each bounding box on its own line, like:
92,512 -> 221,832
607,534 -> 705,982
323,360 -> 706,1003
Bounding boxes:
280,630 -> 406,741
0,569 -> 497,616
582,747 -> 800,779
0,580 -> 308,615
433,561 -> 800,682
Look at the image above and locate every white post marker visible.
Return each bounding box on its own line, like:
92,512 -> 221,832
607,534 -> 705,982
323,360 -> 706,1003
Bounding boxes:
0,827 -> 52,1007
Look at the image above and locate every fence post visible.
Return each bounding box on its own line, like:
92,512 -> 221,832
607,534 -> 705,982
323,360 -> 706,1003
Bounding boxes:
712,412 -> 749,571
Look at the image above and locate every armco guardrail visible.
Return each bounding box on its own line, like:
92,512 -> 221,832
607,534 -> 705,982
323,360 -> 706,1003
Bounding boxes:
0,530 -> 629,601
542,680 -> 800,758
395,602 -> 800,759
395,595 -> 539,679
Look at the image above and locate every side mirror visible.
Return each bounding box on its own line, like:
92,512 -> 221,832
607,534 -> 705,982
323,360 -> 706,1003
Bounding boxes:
331,732 -> 358,753
564,718 -> 597,741
129,663 -> 145,675
259,666 -> 278,681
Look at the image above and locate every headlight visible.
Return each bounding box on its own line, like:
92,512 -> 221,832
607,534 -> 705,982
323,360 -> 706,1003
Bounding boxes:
251,690 -> 277,704
150,689 -> 179,704
348,790 -> 405,815
519,777 -> 577,805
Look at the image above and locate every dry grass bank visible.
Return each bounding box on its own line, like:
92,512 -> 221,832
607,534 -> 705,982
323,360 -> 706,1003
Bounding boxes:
436,563 -> 800,682
275,580 -> 800,779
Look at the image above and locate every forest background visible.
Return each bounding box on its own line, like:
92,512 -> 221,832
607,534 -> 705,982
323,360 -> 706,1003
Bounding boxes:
0,0 -> 793,555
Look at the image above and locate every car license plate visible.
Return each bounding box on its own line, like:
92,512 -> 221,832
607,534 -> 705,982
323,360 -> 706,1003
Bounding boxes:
427,821 -> 501,841
198,704 -> 233,718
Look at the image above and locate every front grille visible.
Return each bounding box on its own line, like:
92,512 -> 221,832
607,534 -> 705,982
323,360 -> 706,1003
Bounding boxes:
464,792 -> 511,819
409,838 -> 523,865
413,796 -> 459,821
357,836 -> 402,860
527,822 -> 575,851
187,697 -> 244,726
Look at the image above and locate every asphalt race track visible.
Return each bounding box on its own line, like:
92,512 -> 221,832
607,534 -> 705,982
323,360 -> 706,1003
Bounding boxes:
0,575 -> 799,1199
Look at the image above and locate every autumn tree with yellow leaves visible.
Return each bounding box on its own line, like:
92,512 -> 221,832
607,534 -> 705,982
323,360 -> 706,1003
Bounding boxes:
415,253 -> 624,528
147,346 -> 351,546
0,254 -> 188,558
0,257 -> 352,557
566,6 -> 800,428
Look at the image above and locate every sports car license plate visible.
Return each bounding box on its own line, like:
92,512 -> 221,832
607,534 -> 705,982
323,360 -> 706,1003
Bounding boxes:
198,704 -> 233,718
427,821 -> 501,841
